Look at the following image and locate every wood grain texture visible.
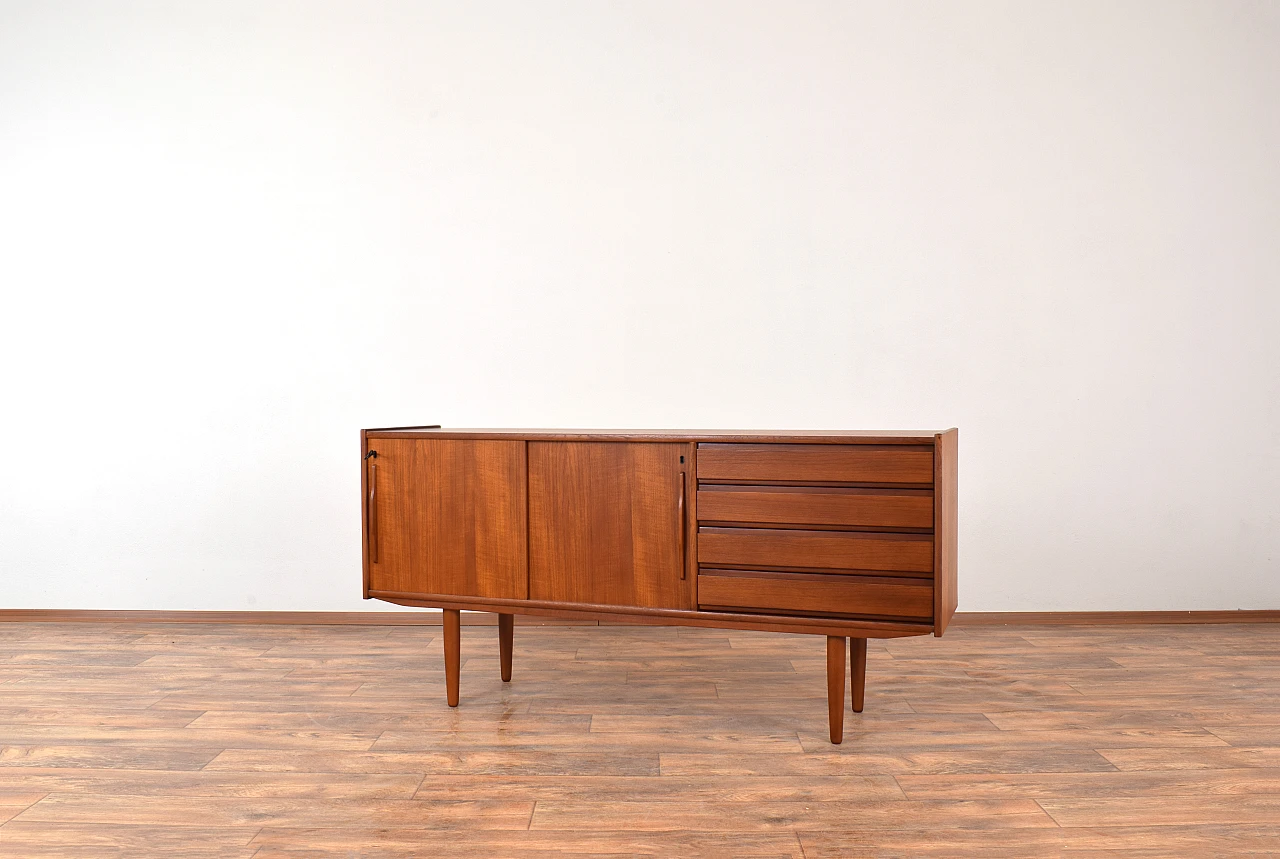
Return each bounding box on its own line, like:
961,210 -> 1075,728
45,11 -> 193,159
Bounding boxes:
499,613 -> 514,682
933,428 -> 958,635
697,443 -> 934,484
367,438 -> 528,600
443,609 -> 460,707
370,591 -> 934,638
698,527 -> 934,573
528,442 -> 694,610
367,428 -> 941,443
826,636 -> 846,744
1,609 -> 1277,625
0,610 -> 601,625
697,485 -> 934,530
851,637 -> 868,713
1,621 -> 1278,855
699,571 -> 934,620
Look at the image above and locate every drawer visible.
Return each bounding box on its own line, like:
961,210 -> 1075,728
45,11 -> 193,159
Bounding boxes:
698,527 -> 933,573
697,485 -> 933,529
699,570 -> 933,620
697,443 -> 933,485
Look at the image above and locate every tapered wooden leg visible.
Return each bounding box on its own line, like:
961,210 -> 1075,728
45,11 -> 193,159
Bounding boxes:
498,613 -> 514,682
850,637 -> 868,714
443,609 -> 460,707
826,635 -> 846,744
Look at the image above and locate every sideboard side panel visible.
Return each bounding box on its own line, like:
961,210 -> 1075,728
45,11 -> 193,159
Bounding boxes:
361,429 -> 371,599
933,428 -> 959,635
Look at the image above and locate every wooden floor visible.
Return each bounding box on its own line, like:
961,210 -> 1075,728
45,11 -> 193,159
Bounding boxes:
0,621 -> 1278,857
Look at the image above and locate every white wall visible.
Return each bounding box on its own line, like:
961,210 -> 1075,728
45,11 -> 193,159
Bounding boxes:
2,1 -> 1277,612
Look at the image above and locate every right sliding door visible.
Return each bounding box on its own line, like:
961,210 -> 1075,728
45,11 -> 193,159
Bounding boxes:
528,442 -> 694,610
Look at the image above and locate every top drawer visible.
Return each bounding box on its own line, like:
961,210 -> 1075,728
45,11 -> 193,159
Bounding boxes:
698,444 -> 933,485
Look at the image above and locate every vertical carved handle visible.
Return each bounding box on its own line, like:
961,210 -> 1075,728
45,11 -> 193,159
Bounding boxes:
678,471 -> 687,580
367,460 -> 378,564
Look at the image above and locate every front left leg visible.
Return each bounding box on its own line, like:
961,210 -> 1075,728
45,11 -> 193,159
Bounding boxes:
443,608 -> 460,707
498,613 -> 514,682
826,635 -> 847,744
850,637 -> 868,714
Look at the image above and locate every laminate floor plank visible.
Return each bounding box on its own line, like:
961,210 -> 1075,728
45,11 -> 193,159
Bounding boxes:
203,748 -> 662,777
16,794 -> 534,829
1204,726 -> 1280,747
588,713 -> 999,735
0,822 -> 261,859
0,620 -> 1275,856
895,768 -> 1280,799
248,828 -> 805,858
798,824 -> 1280,857
529,798 -> 1058,831
0,769 -> 422,799
0,694 -> 168,710
0,745 -> 224,771
408,774 -> 907,802
793,726 -> 1230,753
1098,746 -> 1280,770
527,699 -> 919,716
1039,795 -> 1280,827
186,710 -> 589,734
659,748 -> 1122,776
982,709 -> 1263,731
0,790 -> 46,806
0,709 -> 206,729
370,731 -> 804,754
0,727 -> 381,751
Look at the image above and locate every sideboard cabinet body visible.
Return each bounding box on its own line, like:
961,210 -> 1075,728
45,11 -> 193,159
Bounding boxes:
362,428 -> 957,742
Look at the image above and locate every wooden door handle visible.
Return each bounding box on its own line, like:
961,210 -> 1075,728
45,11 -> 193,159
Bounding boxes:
367,460 -> 378,564
678,471 -> 687,580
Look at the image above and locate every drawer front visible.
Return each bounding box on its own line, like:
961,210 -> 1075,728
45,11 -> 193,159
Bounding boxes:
697,443 -> 933,485
698,527 -> 933,573
697,486 -> 933,530
699,570 -> 933,620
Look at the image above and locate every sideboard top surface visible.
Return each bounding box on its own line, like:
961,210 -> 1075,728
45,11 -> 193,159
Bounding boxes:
364,428 -> 953,444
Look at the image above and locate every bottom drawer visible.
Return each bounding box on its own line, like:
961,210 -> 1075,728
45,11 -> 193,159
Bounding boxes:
699,570 -> 933,620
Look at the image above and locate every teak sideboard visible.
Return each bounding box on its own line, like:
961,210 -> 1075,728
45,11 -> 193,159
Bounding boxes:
361,427 -> 957,743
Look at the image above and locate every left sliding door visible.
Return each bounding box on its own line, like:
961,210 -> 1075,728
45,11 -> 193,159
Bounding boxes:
365,438 -> 527,600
